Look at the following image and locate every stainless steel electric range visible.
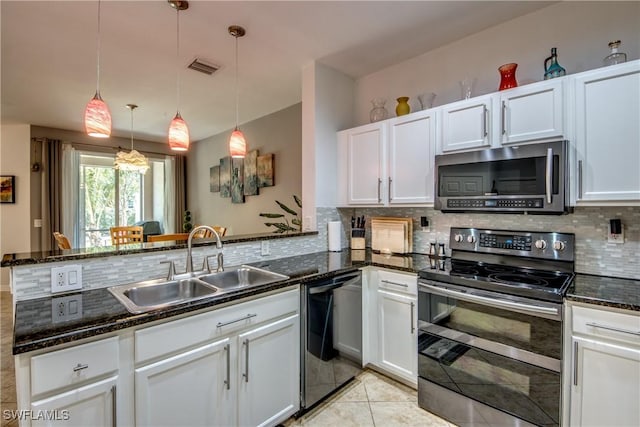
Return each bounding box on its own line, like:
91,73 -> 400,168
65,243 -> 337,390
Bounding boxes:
417,227 -> 575,427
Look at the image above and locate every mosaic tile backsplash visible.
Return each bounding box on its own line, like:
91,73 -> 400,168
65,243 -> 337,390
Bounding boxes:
10,206 -> 639,300
338,206 -> 640,280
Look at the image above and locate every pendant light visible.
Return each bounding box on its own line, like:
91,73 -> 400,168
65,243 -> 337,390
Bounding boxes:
114,104 -> 150,174
229,25 -> 247,158
84,0 -> 112,138
168,1 -> 190,151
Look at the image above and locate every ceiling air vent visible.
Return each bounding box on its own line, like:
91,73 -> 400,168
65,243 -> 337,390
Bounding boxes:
187,58 -> 219,75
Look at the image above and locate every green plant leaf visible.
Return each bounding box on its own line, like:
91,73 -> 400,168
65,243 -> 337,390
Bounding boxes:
276,201 -> 298,216
293,195 -> 302,208
292,218 -> 302,226
259,213 -> 285,218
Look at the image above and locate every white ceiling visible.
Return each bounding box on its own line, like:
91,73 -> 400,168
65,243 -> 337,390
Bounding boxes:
1,1 -> 554,143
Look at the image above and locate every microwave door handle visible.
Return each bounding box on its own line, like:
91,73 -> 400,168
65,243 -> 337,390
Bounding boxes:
545,148 -> 553,204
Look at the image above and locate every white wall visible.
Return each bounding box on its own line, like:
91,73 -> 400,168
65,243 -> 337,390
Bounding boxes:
0,124 -> 31,291
354,1 -> 640,125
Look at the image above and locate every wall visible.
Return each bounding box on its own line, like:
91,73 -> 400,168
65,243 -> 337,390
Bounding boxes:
0,124 -> 31,291
187,104 -> 302,236
353,1 -> 640,125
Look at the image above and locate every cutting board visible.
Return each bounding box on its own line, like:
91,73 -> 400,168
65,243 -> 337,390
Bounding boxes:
371,217 -> 413,253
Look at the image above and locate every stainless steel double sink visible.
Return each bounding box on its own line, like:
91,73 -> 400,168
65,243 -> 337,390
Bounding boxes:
108,265 -> 289,314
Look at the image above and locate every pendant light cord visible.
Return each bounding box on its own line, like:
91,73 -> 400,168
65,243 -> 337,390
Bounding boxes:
176,9 -> 181,114
130,108 -> 134,150
96,0 -> 102,94
235,34 -> 239,130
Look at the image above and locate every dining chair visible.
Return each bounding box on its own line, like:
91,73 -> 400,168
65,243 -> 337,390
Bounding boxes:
192,225 -> 227,239
110,226 -> 143,245
53,232 -> 71,250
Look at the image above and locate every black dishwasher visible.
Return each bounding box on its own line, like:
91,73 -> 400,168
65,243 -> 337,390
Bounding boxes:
299,270 -> 363,414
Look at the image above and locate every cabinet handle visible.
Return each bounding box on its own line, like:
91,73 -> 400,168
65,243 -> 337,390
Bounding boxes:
224,344 -> 230,390
410,301 -> 415,334
377,178 -> 382,203
388,177 -> 393,201
73,363 -> 89,372
573,341 -> 579,386
482,105 -> 488,138
242,339 -> 250,383
381,279 -> 408,288
501,101 -> 507,135
216,313 -> 257,328
578,160 -> 583,199
111,384 -> 117,427
586,322 -> 640,336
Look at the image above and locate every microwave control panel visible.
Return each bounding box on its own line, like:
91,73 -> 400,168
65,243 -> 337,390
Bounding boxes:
446,198 -> 544,209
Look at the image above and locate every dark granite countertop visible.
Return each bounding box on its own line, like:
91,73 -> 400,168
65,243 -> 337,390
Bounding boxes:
12,250 -> 428,355
566,273 -> 640,312
12,250 -> 638,355
1,231 -> 318,267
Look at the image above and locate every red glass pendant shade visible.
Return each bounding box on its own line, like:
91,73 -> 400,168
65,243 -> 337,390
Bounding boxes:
84,92 -> 112,138
229,128 -> 247,158
168,112 -> 190,151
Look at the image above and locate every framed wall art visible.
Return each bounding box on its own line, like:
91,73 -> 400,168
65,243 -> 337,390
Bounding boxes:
210,165 -> 220,193
0,175 -> 15,203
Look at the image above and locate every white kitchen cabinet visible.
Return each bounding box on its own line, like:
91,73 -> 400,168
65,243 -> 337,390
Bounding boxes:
573,60 -> 640,203
440,80 -> 565,153
566,303 -> 640,427
237,314 -> 300,427
134,288 -> 300,427
362,269 -> 417,387
135,338 -> 233,427
338,110 -> 435,206
440,95 -> 492,152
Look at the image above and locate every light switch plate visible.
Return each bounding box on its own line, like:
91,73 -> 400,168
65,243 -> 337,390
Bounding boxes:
51,265 -> 83,293
608,226 -> 624,244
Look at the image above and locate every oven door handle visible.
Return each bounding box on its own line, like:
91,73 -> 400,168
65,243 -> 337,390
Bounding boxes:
545,147 -> 553,204
420,282 -> 560,317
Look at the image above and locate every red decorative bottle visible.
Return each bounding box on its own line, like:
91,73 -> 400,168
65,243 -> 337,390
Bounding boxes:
498,63 -> 518,91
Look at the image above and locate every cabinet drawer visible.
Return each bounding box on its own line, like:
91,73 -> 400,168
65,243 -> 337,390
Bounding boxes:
572,305 -> 640,346
30,336 -> 119,396
135,288 -> 299,364
378,269 -> 417,295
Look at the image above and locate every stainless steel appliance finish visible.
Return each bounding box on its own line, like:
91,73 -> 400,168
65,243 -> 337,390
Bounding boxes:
417,227 -> 575,427
299,271 -> 363,414
434,140 -> 570,214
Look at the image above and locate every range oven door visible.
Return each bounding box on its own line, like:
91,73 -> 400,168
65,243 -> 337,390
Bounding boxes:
418,280 -> 562,426
434,140 -> 569,213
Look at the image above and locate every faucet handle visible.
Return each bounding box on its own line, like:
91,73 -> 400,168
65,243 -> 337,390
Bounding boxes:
160,261 -> 177,280
216,252 -> 224,272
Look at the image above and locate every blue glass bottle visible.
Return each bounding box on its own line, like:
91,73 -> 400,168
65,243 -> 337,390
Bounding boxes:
544,47 -> 566,80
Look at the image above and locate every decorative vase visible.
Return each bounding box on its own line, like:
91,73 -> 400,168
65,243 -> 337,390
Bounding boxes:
369,98 -> 389,123
544,48 -> 566,80
417,92 -> 436,110
395,97 -> 410,116
498,63 -> 518,91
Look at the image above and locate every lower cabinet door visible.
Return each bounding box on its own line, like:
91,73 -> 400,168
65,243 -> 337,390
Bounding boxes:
237,314 -> 300,427
135,338 -> 233,427
31,376 -> 117,427
570,336 -> 640,426
377,289 -> 417,384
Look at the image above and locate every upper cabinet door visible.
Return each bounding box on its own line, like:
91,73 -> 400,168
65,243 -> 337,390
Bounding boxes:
574,61 -> 640,202
500,79 -> 565,145
346,122 -> 386,205
388,111 -> 436,204
441,96 -> 492,152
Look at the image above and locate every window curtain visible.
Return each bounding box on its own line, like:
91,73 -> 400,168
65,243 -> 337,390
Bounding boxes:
61,144 -> 80,247
163,156 -> 175,234
34,138 -> 62,251
173,155 -> 187,233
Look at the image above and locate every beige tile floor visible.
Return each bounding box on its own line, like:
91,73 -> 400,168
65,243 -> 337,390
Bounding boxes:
0,291 -> 455,427
1,292 -> 18,427
285,369 -> 457,427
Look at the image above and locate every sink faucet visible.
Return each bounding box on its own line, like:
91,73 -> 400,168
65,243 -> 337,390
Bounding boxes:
186,225 -> 223,273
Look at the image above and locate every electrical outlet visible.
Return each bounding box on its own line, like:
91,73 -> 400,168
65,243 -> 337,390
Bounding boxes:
51,294 -> 83,323
261,240 -> 270,256
51,265 -> 83,293
608,226 -> 625,244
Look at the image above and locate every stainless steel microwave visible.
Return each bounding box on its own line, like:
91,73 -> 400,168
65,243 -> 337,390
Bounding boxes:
434,140 -> 570,214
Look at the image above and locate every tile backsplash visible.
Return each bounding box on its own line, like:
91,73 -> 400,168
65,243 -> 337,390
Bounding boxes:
339,206 -> 640,280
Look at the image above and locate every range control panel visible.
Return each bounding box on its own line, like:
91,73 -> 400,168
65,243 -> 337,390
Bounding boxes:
449,227 -> 575,262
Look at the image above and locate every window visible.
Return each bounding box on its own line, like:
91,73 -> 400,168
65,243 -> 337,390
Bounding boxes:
77,152 -> 166,247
